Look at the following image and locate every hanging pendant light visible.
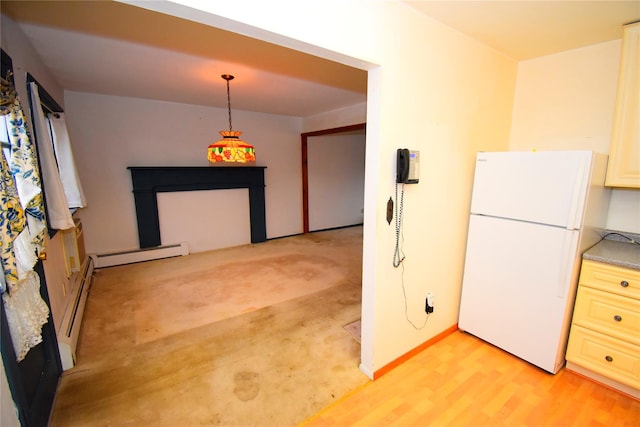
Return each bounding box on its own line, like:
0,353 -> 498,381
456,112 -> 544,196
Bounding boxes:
208,74 -> 256,165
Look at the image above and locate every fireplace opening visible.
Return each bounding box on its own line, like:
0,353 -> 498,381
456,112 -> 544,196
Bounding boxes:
157,189 -> 251,253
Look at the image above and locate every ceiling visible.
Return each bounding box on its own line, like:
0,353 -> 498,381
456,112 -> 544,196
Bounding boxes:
404,1 -> 639,61
2,1 -> 638,117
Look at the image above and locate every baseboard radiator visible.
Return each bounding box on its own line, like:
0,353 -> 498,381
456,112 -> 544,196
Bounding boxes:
90,242 -> 189,268
58,256 -> 94,370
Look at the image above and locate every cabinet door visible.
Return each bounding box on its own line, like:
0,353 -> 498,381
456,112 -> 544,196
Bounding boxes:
606,22 -> 640,188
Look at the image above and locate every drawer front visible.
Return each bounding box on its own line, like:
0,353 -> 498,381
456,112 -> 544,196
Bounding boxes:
573,286 -> 640,345
580,260 -> 640,299
566,325 -> 640,390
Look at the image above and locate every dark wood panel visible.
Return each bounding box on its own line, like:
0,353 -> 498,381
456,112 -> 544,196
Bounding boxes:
128,166 -> 267,248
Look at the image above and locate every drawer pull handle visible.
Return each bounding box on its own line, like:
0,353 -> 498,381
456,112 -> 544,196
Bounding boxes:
614,315 -> 622,322
620,280 -> 629,288
605,355 -> 613,362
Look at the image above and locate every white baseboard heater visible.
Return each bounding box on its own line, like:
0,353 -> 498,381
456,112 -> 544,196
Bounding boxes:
58,256 -> 94,371
90,242 -> 189,268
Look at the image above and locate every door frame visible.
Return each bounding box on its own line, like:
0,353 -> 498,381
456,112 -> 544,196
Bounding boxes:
1,261 -> 62,427
301,122 -> 366,233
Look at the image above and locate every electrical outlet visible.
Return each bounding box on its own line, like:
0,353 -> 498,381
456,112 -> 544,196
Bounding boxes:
425,293 -> 434,314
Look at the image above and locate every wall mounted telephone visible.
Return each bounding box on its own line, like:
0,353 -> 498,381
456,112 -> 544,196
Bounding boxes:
393,148 -> 420,268
393,149 -> 428,329
397,149 -> 420,184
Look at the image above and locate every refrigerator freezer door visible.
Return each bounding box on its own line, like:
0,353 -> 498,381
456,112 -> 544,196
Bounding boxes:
459,215 -> 580,373
470,151 -> 591,229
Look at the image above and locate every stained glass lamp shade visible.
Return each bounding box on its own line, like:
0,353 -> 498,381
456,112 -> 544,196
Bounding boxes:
208,74 -> 256,165
208,130 -> 255,164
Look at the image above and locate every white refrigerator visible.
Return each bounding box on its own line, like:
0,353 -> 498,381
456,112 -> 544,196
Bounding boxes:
458,151 -> 611,374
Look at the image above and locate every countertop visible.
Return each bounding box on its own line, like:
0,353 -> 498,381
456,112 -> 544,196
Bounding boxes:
583,237 -> 640,271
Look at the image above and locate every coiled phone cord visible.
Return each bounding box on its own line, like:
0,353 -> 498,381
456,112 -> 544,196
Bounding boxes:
393,182 -> 405,268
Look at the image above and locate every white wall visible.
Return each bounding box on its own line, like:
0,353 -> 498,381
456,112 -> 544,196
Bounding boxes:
303,103 -> 366,132
308,132 -> 366,231
607,189 -> 640,232
63,91 -> 305,254
0,15 -> 63,110
142,0 -> 518,376
510,40 -> 640,234
158,189 -> 252,252
510,41 -> 619,153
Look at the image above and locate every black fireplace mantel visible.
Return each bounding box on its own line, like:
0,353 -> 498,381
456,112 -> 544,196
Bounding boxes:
128,166 -> 267,248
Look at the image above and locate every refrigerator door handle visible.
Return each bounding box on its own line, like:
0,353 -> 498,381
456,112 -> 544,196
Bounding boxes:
566,155 -> 589,230
557,232 -> 579,298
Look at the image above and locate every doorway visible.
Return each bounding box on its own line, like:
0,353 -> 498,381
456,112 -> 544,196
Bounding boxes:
301,123 -> 366,233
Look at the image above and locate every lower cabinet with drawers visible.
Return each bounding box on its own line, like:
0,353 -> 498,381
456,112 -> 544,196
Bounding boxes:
566,259 -> 640,399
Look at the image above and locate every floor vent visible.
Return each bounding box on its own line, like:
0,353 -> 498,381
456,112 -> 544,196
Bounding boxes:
90,243 -> 189,268
58,256 -> 94,370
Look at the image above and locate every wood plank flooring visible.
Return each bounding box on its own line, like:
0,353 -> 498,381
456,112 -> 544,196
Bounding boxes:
301,330 -> 640,426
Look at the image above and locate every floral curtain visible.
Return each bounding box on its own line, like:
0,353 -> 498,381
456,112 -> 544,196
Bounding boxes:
1,70 -> 50,362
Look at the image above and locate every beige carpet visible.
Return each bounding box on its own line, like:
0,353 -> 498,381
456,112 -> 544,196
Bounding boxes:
50,226 -> 369,426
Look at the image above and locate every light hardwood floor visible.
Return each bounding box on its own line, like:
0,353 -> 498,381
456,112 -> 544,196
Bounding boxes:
301,330 -> 640,426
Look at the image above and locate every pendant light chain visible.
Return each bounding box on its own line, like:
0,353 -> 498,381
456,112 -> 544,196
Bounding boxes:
208,73 -> 255,164
222,74 -> 235,132
226,78 -> 233,131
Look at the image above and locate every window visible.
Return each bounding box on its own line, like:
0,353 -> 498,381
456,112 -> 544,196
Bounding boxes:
2,53 -> 86,235
1,116 -> 9,160
27,75 -> 86,210
1,50 -> 13,165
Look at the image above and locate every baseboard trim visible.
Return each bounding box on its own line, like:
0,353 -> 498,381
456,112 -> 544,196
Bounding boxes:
358,363 -> 374,380
566,361 -> 640,401
373,324 -> 459,380
90,242 -> 189,268
58,257 -> 94,370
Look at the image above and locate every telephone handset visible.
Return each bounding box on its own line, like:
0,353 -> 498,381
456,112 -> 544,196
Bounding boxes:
397,149 -> 419,184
